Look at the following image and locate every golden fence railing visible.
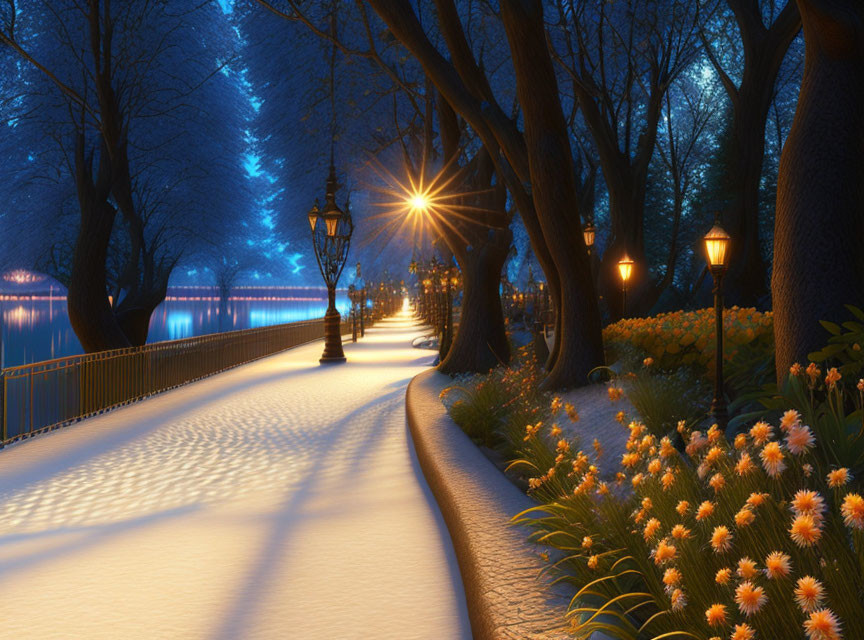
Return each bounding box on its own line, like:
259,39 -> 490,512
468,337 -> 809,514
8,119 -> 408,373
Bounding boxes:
0,316 -> 355,447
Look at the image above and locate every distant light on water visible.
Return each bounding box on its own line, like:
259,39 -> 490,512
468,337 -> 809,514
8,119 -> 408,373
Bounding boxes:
167,312 -> 193,340
248,302 -> 350,328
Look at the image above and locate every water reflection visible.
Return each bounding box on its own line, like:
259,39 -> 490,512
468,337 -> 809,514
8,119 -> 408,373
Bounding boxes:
0,290 -> 350,368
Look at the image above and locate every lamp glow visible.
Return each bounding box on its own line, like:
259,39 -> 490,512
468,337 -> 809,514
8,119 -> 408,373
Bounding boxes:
704,224 -> 731,270
618,254 -> 634,283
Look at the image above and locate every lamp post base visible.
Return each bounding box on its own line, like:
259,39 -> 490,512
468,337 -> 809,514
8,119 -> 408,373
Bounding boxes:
319,303 -> 346,364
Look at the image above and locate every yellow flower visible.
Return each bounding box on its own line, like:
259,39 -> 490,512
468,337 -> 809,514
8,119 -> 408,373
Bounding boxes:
790,514 -> 823,547
715,567 -> 732,585
735,507 -> 755,528
827,468 -> 851,488
550,424 -> 562,438
749,421 -> 773,446
795,576 -> 826,613
760,441 -> 786,477
709,473 -> 726,492
841,493 -> 864,530
735,580 -> 766,616
711,526 -> 733,553
786,424 -> 816,455
696,500 -> 715,521
765,551 -> 792,579
705,603 -> 727,627
803,608 -> 842,640
556,439 -> 570,453
676,500 -> 690,516
731,623 -> 756,640
736,557 -> 758,580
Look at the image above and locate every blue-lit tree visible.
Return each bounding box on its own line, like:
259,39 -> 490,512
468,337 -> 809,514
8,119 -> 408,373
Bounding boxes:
0,0 -> 252,350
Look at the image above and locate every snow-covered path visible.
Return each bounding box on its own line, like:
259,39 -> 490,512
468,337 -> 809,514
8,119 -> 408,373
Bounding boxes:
0,312 -> 471,639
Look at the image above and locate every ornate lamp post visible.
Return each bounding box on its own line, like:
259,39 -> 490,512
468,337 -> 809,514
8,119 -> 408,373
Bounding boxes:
583,222 -> 596,256
704,222 -> 731,429
308,161 -> 353,363
618,253 -> 634,317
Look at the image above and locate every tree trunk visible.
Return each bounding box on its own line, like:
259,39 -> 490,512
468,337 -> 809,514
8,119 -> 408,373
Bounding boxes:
773,0 -> 864,381
439,228 -> 512,374
499,0 -> 604,389
67,137 -> 131,353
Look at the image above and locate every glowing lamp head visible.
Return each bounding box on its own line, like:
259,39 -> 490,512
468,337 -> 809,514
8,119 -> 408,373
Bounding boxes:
704,224 -> 731,270
618,254 -> 634,283
307,202 -> 320,232
407,192 -> 430,214
583,222 -> 596,249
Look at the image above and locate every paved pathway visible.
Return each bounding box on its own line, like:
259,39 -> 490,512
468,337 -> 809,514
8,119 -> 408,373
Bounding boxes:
0,312 -> 471,639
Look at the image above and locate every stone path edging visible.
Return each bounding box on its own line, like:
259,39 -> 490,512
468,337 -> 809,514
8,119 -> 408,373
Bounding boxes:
406,369 -> 573,640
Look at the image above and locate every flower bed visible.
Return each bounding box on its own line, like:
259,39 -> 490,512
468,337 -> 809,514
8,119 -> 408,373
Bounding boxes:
603,307 -> 774,374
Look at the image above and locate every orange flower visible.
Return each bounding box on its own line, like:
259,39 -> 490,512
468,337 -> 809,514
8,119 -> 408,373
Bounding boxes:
737,557 -> 758,580
663,567 -> 682,587
711,526 -> 733,553
790,362 -> 804,377
806,362 -> 821,384
669,587 -> 686,611
715,567 -> 732,585
705,603 -> 727,627
792,490 -> 826,519
648,458 -> 662,474
760,441 -> 786,477
581,536 -> 593,549
607,386 -> 623,402
653,540 -> 677,565
621,452 -> 639,468
709,473 -> 726,492
827,468 -> 851,488
550,423 -> 562,438
587,555 -> 599,569
705,445 -> 725,466
795,576 -> 825,613
803,608 -> 842,640
746,492 -> 767,508
790,514 -> 823,547
565,402 -> 579,422
825,367 -> 842,389
731,623 -> 756,640
735,507 -> 755,528
696,501 -> 715,521
676,500 -> 690,516
735,580 -> 767,616
764,551 -> 792,579
661,470 -> 676,489
749,421 -> 773,446
734,433 -> 748,449
643,518 -> 662,541
780,409 -> 801,431
615,410 -> 626,424
671,524 -> 691,540
841,493 -> 864,530
786,424 -> 816,455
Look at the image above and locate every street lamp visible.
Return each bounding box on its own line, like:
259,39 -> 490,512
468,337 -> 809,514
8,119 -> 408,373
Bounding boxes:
618,253 -> 634,317
704,222 -> 731,428
308,161 -> 353,364
583,222 -> 596,255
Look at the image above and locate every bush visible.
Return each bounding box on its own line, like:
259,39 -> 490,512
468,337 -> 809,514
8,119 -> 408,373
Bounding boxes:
603,307 -> 774,379
621,364 -> 710,438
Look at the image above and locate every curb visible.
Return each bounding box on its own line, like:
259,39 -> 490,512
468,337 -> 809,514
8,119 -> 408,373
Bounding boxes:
406,369 -> 573,640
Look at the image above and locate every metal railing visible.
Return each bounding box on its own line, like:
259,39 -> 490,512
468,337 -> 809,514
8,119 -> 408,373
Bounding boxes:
0,316 -> 354,447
